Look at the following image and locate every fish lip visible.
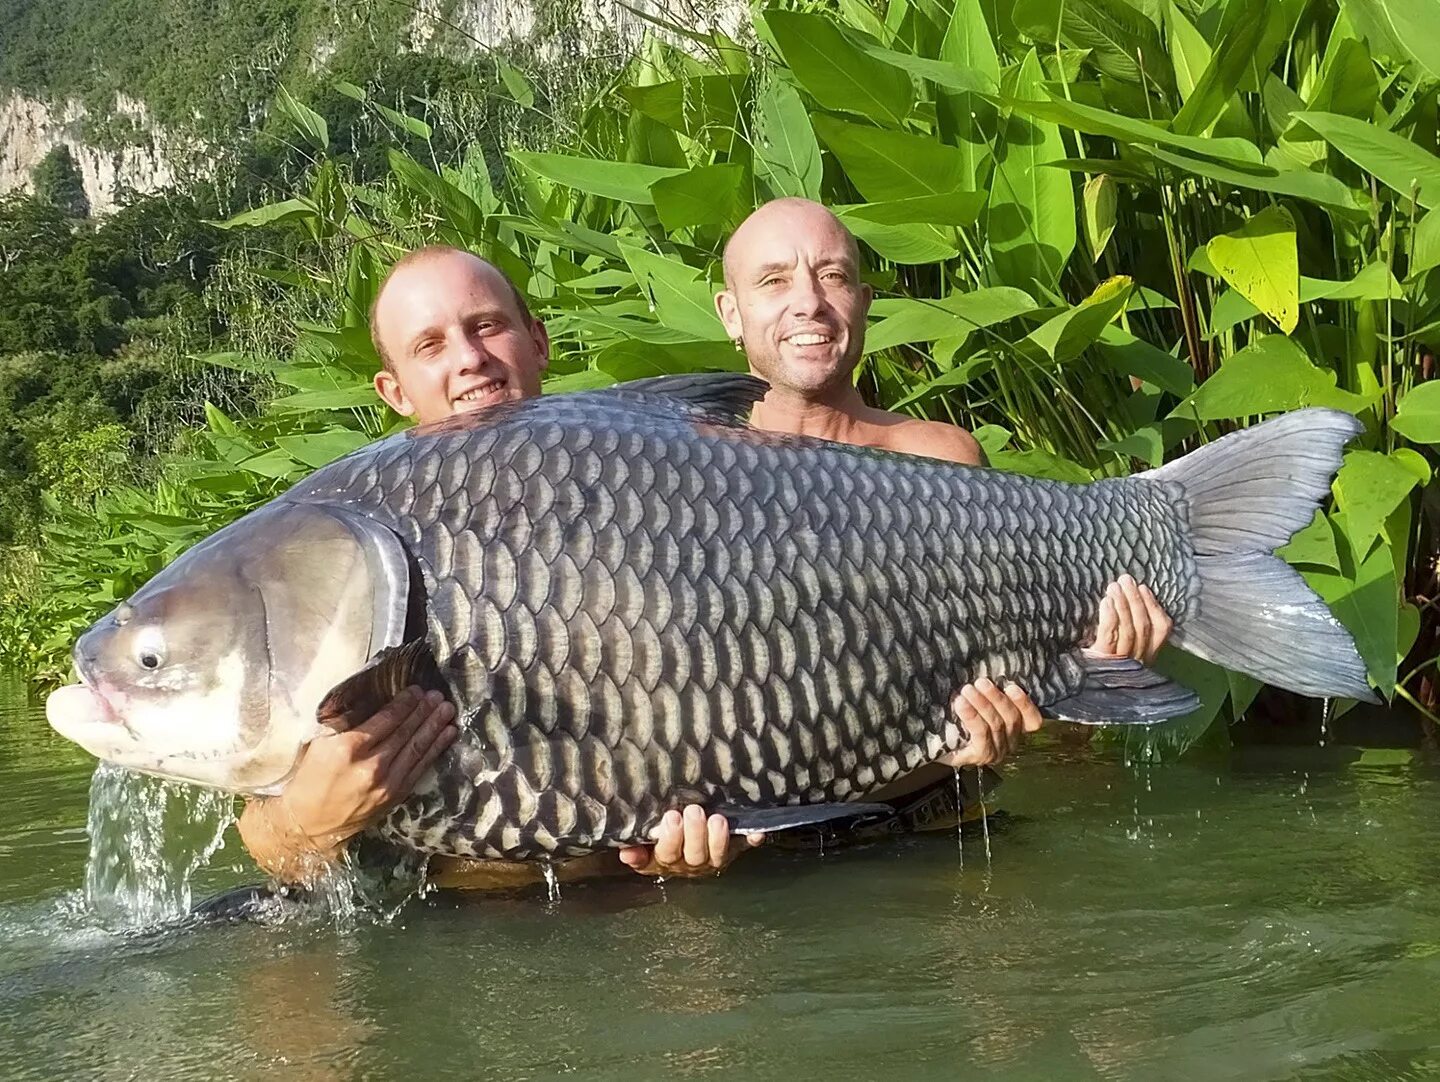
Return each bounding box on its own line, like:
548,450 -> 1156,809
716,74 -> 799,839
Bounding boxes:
69,655 -> 136,738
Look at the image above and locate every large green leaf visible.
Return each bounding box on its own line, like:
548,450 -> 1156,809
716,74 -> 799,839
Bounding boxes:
941,0 -> 1000,85
621,75 -> 747,139
1083,174 -> 1117,262
274,84 -> 328,152
839,191 -> 987,227
1172,0 -> 1287,136
1293,111 -> 1440,209
275,430 -> 372,470
864,287 -> 1038,352
1023,276 -> 1134,362
1305,540 -> 1398,697
1134,145 -> 1367,215
1011,92 -> 1263,166
619,244 -> 728,341
840,218 -> 963,263
1171,336 -> 1376,420
208,198 -> 318,230
268,386 -> 380,413
1277,511 -> 1342,571
1206,205 -> 1299,333
511,152 -> 686,205
388,150 -> 486,238
1096,326 -> 1196,397
753,79 -> 823,201
1343,0 -> 1440,81
812,115 -> 973,201
1012,0 -> 1169,89
1333,449 -> 1426,558
987,51 -> 1076,294
763,11 -> 913,127
1393,380 -> 1440,443
651,164 -> 748,231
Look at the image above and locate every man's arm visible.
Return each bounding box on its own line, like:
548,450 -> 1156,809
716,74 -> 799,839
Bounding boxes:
238,687 -> 457,883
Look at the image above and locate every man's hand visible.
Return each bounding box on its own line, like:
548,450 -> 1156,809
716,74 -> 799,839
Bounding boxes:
238,687 -> 458,879
943,678 -> 1043,767
1088,573 -> 1173,664
617,804 -> 764,877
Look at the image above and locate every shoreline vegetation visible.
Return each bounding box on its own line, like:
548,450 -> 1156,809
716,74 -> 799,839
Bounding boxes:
2,0 -> 1437,753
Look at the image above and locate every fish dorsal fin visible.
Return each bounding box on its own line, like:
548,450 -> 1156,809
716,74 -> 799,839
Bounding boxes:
601,373 -> 770,425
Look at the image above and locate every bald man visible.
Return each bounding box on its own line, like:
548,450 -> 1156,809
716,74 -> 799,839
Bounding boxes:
714,198 -> 1174,811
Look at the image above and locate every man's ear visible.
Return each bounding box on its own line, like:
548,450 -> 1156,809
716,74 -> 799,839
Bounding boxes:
859,281 -> 874,319
373,369 -> 416,417
715,289 -> 743,341
528,319 -> 550,371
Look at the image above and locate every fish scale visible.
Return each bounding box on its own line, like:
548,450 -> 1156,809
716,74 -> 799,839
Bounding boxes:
285,390 -> 1195,860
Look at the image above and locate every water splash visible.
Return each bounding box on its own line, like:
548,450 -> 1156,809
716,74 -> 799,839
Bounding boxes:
82,763 -> 234,930
542,860 -> 562,904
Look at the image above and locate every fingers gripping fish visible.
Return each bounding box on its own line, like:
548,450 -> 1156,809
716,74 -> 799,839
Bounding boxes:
47,375 -> 1373,861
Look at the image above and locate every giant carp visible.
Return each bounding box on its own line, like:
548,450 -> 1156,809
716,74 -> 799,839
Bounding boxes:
48,374 -> 1372,860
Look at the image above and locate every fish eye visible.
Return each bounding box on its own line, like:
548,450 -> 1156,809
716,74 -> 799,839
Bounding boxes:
133,627 -> 167,672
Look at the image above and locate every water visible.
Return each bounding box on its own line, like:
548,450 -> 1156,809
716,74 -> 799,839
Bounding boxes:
3,671 -> 1439,1080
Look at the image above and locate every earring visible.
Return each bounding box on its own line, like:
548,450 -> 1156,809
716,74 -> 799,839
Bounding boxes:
732,337 -> 744,352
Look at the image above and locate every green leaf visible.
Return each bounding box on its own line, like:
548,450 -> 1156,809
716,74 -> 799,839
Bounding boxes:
333,80 -> 366,102
1166,0 -> 1213,102
274,84 -> 329,152
1393,380 -> 1440,443
1171,336 -> 1377,420
1024,276 -> 1134,361
753,79 -> 823,201
388,150 -> 486,237
941,0 -> 1001,86
511,151 -> 685,205
1134,145 -> 1367,215
651,164 -> 747,231
973,424 -> 1012,458
1096,326 -> 1196,397
1083,174 -> 1117,262
1012,0 -> 1169,89
621,75 -> 747,139
275,430 -> 372,469
1206,205 -> 1299,333
375,102 -> 433,141
988,50 -> 1076,294
1277,511 -> 1341,570
207,198 -> 318,230
269,386 -> 381,413
497,59 -> 536,108
812,115 -> 973,201
1343,0 -> 1440,81
594,339 -> 747,381
1173,0 -> 1287,136
1293,111 -> 1440,209
989,448 -> 1094,482
619,244 -> 727,341
864,287 -> 1038,352
763,11 -> 913,127
1011,93 -> 1263,166
840,218 -> 963,263
1304,540 -> 1397,697
1333,450 -> 1424,557
840,192 -> 987,227
856,43 -> 996,94
1411,207 -> 1440,277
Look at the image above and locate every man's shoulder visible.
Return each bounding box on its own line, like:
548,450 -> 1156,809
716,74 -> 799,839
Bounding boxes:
867,411 -> 986,466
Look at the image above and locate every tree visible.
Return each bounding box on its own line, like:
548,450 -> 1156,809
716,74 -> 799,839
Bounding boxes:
32,146 -> 90,218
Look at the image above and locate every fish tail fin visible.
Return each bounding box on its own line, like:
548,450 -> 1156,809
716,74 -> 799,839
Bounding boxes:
1144,408 -> 1376,702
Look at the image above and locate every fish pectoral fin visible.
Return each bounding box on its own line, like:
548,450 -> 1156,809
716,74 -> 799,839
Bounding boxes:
1047,655 -> 1201,724
718,802 -> 896,837
316,638 -> 447,728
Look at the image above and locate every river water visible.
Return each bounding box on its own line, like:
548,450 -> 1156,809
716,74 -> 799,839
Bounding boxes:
2,671 -> 1438,1081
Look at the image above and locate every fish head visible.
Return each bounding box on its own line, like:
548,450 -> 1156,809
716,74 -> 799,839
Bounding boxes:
46,502 -> 409,793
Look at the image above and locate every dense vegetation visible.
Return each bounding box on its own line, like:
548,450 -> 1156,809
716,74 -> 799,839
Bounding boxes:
3,0 -> 1438,750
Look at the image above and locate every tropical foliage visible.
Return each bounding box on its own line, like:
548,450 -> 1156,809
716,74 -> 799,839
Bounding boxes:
6,0 -> 1439,742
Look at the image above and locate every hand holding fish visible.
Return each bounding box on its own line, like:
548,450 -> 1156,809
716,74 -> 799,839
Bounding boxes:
238,687 -> 457,881
1088,574 -> 1173,665
617,805 -> 765,877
